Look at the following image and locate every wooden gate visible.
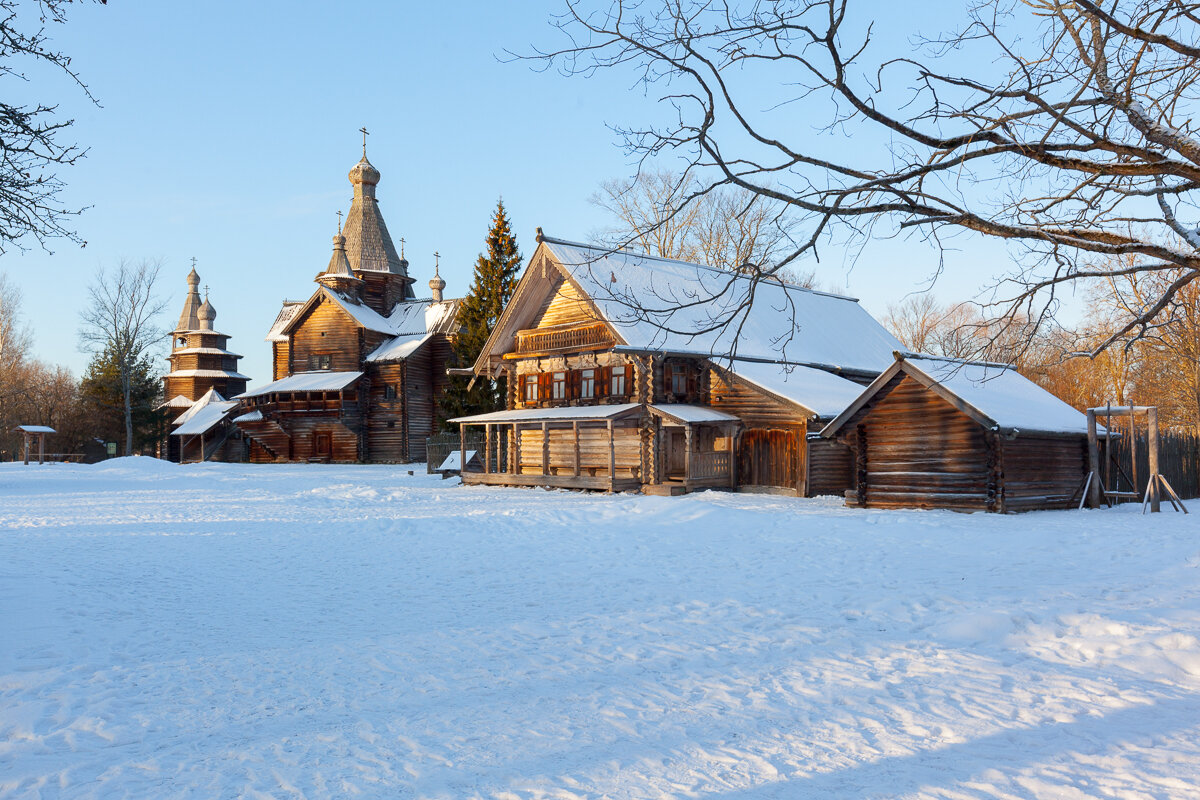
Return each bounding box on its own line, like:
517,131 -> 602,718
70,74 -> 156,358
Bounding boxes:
738,428 -> 799,489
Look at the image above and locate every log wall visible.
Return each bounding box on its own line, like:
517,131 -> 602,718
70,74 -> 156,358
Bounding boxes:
289,298 -> 362,373
1000,434 -> 1088,512
531,276 -> 595,328
807,438 -> 855,497
515,422 -> 641,478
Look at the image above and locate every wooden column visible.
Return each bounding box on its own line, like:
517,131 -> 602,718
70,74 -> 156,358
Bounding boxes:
459,423 -> 466,476
1086,410 -> 1101,508
22,433 -> 29,465
200,433 -> 205,464
607,418 -> 616,490
38,433 -> 44,465
728,423 -> 738,490
513,423 -> 521,475
485,424 -> 492,474
796,424 -> 808,497
855,424 -> 868,507
684,424 -> 694,487
541,421 -> 549,476
1148,407 -> 1161,513
573,421 -> 581,477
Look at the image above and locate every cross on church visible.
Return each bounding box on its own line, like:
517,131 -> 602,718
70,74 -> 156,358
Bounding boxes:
433,251 -> 440,274
399,237 -> 405,258
359,126 -> 369,155
336,210 -> 343,232
203,284 -> 209,298
190,256 -> 197,269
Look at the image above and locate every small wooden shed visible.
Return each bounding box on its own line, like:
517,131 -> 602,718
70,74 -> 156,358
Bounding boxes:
821,354 -> 1093,512
15,425 -> 56,464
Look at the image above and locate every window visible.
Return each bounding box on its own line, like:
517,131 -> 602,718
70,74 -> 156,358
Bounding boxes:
308,353 -> 332,371
579,369 -> 596,400
524,374 -> 539,403
551,371 -> 567,401
670,364 -> 689,396
176,336 -> 186,347
384,385 -> 396,400
610,364 -> 628,397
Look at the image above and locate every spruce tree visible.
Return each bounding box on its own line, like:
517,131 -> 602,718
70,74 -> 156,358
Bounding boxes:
439,199 -> 522,428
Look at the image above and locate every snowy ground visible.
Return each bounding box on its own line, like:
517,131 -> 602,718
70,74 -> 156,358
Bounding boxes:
2,459 -> 1200,799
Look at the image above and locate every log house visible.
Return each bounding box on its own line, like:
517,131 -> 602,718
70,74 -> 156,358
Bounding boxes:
821,353 -> 1095,512
452,232 -> 902,494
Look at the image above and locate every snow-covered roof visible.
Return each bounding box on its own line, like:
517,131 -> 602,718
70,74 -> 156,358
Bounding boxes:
163,368 -> 250,380
366,332 -> 432,363
172,388 -> 228,426
266,301 -> 304,343
540,237 -> 901,373
173,401 -> 239,437
649,404 -> 741,425
437,450 -> 480,471
822,354 -> 1093,437
450,403 -> 642,425
720,360 -> 866,419
15,425 -> 55,434
237,371 -> 363,398
232,410 -> 263,424
168,346 -> 243,358
160,394 -> 194,409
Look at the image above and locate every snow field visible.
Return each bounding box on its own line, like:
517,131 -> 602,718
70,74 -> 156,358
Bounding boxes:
1,458 -> 1199,798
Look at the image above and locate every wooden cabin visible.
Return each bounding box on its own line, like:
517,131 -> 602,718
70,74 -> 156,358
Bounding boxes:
234,150 -> 459,464
451,232 -> 903,494
162,268 -> 249,462
821,354 -> 1093,512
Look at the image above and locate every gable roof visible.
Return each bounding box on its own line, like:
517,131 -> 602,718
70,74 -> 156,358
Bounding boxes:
266,301 -> 304,342
237,371 -> 364,398
716,359 -> 867,420
821,353 -> 1093,438
475,235 -> 901,376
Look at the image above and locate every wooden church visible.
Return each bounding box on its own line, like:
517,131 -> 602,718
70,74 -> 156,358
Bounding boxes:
162,267 -> 249,462
450,231 -> 902,495
233,148 -> 461,463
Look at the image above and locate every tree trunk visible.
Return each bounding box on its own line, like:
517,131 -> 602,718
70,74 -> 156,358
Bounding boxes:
122,366 -> 133,456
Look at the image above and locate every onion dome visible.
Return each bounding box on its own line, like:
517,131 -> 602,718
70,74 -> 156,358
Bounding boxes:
348,155 -> 380,195
186,265 -> 200,287
322,233 -> 356,278
429,265 -> 446,303
198,296 -> 216,331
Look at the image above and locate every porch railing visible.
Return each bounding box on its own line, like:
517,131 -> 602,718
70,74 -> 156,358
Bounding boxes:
691,450 -> 731,480
514,323 -> 613,355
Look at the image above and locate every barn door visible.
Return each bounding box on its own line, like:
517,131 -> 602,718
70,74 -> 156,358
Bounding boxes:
313,432 -> 332,459
737,429 -> 797,488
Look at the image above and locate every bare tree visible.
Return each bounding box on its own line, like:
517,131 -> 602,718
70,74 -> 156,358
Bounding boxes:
0,271 -> 31,446
79,260 -> 165,455
0,0 -> 103,254
592,170 -> 812,283
532,0 -> 1200,355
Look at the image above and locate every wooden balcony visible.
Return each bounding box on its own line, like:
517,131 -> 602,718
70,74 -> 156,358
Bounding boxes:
512,322 -> 614,356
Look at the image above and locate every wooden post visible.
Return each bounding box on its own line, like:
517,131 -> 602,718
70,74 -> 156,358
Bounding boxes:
728,423 -> 738,490
573,421 -> 581,477
541,421 -> 549,476
1086,410 -> 1101,508
485,424 -> 492,474
22,432 -> 29,465
38,433 -> 45,465
684,423 -> 693,488
1148,407 -> 1161,513
513,423 -> 521,475
607,418 -> 616,489
1129,405 -> 1139,497
200,433 -> 205,464
459,424 -> 466,476
796,424 -> 808,497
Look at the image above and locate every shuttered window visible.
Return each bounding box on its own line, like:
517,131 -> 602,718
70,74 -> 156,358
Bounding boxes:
670,364 -> 688,395
609,364 -> 628,397
523,374 -> 539,404
308,353 -> 332,371
579,369 -> 596,400
551,371 -> 567,401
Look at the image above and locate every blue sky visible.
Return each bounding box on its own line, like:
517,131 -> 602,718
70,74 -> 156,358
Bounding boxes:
7,1 -> 1025,385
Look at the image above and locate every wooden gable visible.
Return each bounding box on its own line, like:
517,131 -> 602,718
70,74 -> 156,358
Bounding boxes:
287,293 -> 364,374
473,245 -> 622,374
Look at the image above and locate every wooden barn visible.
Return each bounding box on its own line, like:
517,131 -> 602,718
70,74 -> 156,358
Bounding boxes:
821,353 -> 1094,512
234,149 -> 460,464
162,267 -> 250,462
451,232 -> 903,494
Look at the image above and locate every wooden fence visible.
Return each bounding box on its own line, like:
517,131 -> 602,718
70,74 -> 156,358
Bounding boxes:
1101,426 -> 1200,500
426,430 -> 510,474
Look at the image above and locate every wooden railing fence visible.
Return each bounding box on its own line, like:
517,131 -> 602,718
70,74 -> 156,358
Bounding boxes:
1101,426 -> 1200,500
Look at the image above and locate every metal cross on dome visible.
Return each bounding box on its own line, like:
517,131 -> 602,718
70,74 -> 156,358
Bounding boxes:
336,210 -> 343,233
359,126 -> 369,155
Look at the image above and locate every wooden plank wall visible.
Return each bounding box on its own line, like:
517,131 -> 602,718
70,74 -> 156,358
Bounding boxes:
404,345 -> 435,462
289,298 -> 362,373
853,374 -> 992,511
1001,435 -> 1088,512
531,275 -> 596,328
807,438 -> 854,497
516,423 -> 641,477
273,342 -> 289,381
366,362 -> 407,462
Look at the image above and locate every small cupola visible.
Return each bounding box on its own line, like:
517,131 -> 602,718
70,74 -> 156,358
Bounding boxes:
429,252 -> 446,302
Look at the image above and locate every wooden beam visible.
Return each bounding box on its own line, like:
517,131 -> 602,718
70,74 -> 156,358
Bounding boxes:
729,422 -> 738,490
796,424 -> 808,497
684,423 -> 693,484
459,424 -> 466,477
1148,407 -> 1161,513
485,424 -> 492,474
1086,410 -> 1102,508
542,421 -> 549,477
573,421 -> 581,477
608,418 -> 616,490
